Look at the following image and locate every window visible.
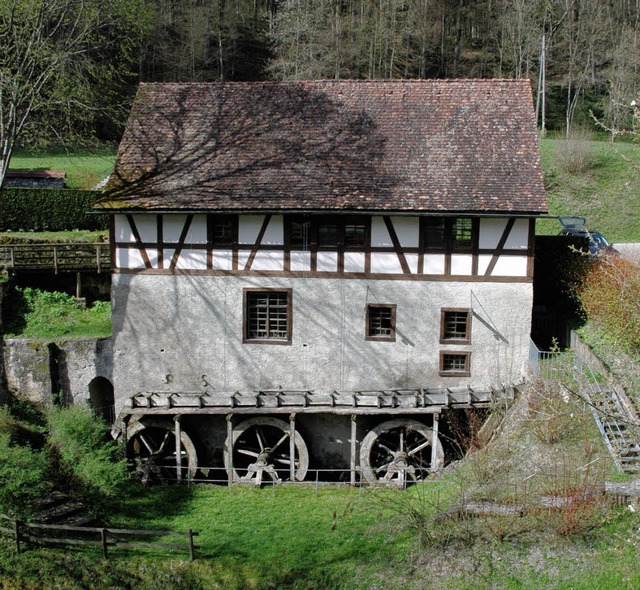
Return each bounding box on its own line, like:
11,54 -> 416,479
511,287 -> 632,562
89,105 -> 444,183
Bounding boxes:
440,309 -> 471,344
439,352 -> 470,376
211,215 -> 237,246
244,289 -> 292,344
423,217 -> 445,250
289,218 -> 312,249
450,217 -> 473,250
366,304 -> 396,341
344,219 -> 366,248
318,221 -> 339,248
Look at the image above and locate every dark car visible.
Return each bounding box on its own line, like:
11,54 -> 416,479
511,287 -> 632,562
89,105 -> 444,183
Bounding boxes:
557,216 -> 618,255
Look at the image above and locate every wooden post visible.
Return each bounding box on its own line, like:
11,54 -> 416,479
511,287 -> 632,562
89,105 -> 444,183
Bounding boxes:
96,244 -> 102,274
188,529 -> 195,561
101,528 -> 108,559
431,413 -> 440,473
350,415 -> 357,486
289,413 -> 296,482
174,415 -> 182,482
14,519 -> 21,554
53,245 -> 58,274
76,272 -> 82,300
226,414 -> 234,488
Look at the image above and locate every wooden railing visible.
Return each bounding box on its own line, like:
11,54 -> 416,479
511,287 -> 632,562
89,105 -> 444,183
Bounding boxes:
0,514 -> 198,560
0,243 -> 110,273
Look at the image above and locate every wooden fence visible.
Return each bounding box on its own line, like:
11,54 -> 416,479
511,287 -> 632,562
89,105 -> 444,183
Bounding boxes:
0,243 -> 110,273
0,514 -> 198,560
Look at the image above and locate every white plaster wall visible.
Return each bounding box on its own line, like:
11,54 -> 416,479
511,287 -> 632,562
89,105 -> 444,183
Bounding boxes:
111,274 -> 533,410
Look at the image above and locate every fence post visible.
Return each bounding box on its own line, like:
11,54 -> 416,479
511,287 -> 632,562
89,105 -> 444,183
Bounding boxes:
14,519 -> 21,554
101,529 -> 108,559
188,529 -> 195,561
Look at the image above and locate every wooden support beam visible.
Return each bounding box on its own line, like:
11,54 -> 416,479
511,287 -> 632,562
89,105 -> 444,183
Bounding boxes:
226,414 -> 234,487
174,415 -> 182,482
350,415 -> 357,486
289,413 -> 296,482
431,413 -> 440,473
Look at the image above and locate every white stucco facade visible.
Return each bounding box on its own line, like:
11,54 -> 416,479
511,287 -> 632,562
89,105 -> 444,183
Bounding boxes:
111,272 -> 532,411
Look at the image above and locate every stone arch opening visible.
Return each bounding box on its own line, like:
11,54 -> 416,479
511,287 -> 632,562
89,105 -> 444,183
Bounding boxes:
88,377 -> 115,424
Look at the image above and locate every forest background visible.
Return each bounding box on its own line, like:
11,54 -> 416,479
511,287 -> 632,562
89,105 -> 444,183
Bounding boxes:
6,0 -> 640,156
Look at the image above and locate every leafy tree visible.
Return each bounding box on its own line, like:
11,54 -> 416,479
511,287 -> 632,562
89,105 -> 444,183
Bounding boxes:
0,0 -> 151,186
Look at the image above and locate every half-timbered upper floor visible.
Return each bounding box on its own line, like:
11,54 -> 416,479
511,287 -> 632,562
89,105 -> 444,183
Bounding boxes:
113,212 -> 534,281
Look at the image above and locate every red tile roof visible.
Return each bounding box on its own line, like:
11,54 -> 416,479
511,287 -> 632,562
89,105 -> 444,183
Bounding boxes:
98,80 -> 547,214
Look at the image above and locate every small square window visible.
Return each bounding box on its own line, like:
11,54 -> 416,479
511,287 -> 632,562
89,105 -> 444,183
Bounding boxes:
211,216 -> 237,246
439,352 -> 470,376
244,289 -> 292,344
366,304 -> 396,341
440,309 -> 471,344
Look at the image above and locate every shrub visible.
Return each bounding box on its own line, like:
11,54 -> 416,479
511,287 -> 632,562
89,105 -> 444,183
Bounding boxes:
0,432 -> 49,518
0,188 -> 108,231
2,287 -> 111,339
578,255 -> 640,357
555,128 -> 597,174
47,406 -> 128,499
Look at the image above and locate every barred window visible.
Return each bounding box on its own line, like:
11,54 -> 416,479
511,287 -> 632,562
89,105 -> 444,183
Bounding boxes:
439,352 -> 470,376
244,289 -> 292,344
440,309 -> 471,343
366,304 -> 396,341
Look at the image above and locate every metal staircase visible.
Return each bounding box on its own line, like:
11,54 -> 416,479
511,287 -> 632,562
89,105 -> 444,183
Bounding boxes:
530,339 -> 640,474
575,360 -> 640,474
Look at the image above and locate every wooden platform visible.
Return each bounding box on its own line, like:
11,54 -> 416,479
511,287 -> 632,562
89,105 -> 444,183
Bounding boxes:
123,385 -> 517,417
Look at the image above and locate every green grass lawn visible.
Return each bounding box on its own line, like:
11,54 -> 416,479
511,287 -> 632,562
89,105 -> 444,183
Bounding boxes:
9,149 -> 116,190
2,482 -> 639,589
538,138 -> 640,243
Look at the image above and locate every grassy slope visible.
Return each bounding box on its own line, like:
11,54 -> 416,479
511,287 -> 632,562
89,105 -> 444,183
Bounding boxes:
9,149 -> 116,190
1,382 -> 639,589
538,138 -> 640,243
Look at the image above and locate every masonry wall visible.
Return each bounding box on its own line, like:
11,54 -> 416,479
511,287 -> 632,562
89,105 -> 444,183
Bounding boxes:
3,338 -> 112,406
111,274 -> 533,412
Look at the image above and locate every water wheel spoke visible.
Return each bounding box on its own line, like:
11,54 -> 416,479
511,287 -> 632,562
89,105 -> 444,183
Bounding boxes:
255,427 -> 266,452
237,448 -> 260,458
375,442 -> 396,457
270,433 -> 289,454
407,439 -> 431,457
156,432 -> 172,455
138,433 -> 156,455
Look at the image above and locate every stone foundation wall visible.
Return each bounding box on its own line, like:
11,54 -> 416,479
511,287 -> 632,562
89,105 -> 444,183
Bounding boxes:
2,337 -> 113,407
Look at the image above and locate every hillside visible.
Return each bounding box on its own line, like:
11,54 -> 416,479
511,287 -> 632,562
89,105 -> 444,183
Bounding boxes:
538,138 -> 640,243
